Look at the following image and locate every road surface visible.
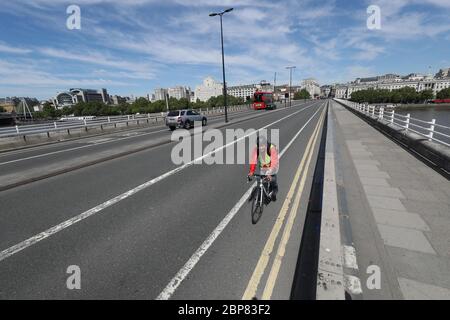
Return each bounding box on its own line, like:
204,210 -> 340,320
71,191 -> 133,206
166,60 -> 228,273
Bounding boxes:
0,100 -> 326,299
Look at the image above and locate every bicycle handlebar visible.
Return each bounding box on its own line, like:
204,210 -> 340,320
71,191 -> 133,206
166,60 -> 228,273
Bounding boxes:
247,174 -> 270,182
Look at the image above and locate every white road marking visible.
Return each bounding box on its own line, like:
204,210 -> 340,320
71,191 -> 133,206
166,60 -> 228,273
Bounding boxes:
0,102 -> 319,263
120,132 -> 140,137
87,138 -> 114,144
156,103 -> 324,300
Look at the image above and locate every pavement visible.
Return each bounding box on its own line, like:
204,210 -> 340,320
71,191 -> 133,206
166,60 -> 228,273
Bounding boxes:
328,100 -> 450,300
0,100 -> 326,299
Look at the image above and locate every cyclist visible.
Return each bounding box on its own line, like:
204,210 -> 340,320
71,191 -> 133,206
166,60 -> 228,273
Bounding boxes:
247,135 -> 279,202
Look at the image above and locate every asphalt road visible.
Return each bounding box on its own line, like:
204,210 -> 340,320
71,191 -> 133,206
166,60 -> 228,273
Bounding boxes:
0,100 -> 326,299
0,107 -> 258,172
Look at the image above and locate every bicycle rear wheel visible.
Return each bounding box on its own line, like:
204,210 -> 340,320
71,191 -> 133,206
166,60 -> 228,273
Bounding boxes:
251,189 -> 264,224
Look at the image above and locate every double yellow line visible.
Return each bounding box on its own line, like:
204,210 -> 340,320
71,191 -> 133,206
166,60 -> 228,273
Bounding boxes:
242,104 -> 326,300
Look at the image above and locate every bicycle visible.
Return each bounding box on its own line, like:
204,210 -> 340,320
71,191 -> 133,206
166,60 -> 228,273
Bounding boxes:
247,174 -> 273,224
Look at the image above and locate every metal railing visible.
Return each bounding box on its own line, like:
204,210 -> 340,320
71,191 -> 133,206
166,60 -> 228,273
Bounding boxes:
334,99 -> 450,147
0,105 -> 251,138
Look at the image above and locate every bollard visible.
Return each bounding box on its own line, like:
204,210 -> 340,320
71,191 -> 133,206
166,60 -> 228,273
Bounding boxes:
405,113 -> 410,131
390,110 -> 395,124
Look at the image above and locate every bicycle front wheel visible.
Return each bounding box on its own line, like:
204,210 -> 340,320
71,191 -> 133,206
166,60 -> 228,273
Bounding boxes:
251,189 -> 264,224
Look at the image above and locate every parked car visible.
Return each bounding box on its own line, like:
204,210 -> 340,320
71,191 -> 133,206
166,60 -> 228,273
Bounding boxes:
165,109 -> 207,131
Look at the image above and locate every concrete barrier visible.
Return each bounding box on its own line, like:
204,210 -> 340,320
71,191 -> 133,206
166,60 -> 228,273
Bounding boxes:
316,100 -> 346,300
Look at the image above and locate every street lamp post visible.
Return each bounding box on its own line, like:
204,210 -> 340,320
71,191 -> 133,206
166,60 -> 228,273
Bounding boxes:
210,8 -> 233,123
286,66 -> 296,107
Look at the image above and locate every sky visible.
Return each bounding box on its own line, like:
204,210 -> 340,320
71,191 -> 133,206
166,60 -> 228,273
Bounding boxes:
0,0 -> 450,100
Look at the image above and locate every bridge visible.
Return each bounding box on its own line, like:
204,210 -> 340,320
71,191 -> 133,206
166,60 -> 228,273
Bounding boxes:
0,99 -> 448,299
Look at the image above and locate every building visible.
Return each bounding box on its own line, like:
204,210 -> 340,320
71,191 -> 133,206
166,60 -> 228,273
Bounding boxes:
333,69 -> 450,99
71,88 -> 109,104
110,95 -> 127,105
153,88 -> 168,101
0,97 -> 17,113
228,81 -> 275,100
168,86 -> 190,100
228,84 -> 257,100
334,85 -> 348,99
274,84 -> 301,100
320,85 -> 332,98
301,78 -> 321,98
435,68 -> 450,79
0,97 -> 39,113
52,88 -> 110,108
53,92 -> 74,108
402,73 -> 425,81
189,91 -> 196,103
194,77 -> 223,102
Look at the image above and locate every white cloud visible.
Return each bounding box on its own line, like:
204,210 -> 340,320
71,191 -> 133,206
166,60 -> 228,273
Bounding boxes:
38,47 -> 156,80
0,42 -> 32,54
0,60 -> 128,92
344,65 -> 377,82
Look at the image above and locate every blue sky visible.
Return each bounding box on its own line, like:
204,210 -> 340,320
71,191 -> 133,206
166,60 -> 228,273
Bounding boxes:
1,0 -> 450,100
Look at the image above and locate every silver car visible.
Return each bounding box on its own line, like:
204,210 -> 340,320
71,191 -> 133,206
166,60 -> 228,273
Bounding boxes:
165,109 -> 207,131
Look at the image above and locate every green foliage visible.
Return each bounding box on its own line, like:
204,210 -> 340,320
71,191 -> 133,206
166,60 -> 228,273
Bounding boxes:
350,87 -> 435,104
204,95 -> 244,108
0,106 -> 5,112
436,87 -> 450,99
50,95 -> 245,118
294,89 -> 311,100
42,103 -> 62,118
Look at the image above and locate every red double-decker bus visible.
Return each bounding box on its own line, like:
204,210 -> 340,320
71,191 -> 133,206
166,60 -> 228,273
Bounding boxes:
253,91 -> 276,110
431,99 -> 450,104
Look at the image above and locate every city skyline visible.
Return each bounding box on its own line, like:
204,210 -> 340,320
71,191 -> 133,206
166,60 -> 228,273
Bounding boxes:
1,1 -> 450,99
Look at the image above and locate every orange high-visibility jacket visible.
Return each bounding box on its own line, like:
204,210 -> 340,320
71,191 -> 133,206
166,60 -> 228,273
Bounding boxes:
249,144 -> 279,175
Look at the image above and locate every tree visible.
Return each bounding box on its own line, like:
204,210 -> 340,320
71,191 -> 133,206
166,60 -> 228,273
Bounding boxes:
350,87 -> 430,104
436,87 -> 450,99
42,103 -> 61,119
131,97 -> 151,114
206,95 -> 242,108
419,89 -> 434,102
61,106 -> 74,116
0,106 -> 5,112
149,100 -> 166,113
294,89 -> 311,100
